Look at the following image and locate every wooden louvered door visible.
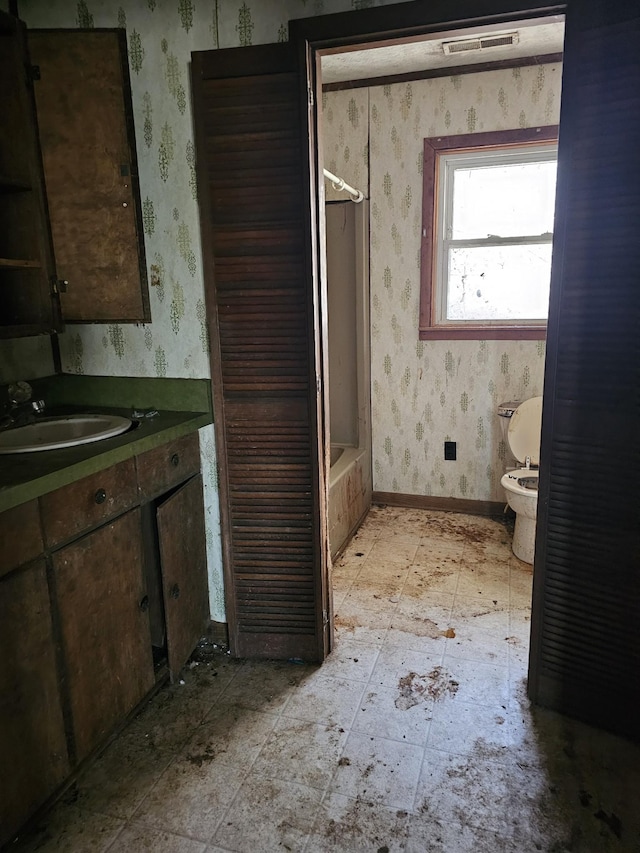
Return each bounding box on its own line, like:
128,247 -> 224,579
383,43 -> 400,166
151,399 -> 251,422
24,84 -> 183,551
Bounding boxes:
529,1 -> 640,737
191,43 -> 330,661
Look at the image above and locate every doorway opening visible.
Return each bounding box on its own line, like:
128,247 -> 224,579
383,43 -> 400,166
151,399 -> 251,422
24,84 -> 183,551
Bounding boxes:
315,14 -> 564,657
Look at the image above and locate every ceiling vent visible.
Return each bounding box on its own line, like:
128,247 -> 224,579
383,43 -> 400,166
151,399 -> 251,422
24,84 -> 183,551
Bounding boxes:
443,32 -> 520,55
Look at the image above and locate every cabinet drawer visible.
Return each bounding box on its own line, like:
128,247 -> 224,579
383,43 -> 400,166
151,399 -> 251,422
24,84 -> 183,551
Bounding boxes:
40,457 -> 138,548
0,501 -> 44,578
136,432 -> 200,500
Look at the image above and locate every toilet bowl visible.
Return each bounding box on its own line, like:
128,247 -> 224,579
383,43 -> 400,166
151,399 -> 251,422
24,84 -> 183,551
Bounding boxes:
499,396 -> 543,564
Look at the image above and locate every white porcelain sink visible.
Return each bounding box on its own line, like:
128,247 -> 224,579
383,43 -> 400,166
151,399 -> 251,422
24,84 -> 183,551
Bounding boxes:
0,414 -> 132,454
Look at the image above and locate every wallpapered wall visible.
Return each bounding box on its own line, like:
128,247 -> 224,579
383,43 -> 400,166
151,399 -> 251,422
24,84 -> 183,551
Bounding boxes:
321,64 -> 562,501
9,0 -> 561,622
13,0 -> 405,623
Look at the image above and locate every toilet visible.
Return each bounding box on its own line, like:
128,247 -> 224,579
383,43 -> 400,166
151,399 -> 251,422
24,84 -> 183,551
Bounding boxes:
498,396 -> 543,564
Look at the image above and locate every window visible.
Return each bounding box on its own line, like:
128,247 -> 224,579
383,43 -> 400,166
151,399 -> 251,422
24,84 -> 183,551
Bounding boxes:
419,126 -> 558,339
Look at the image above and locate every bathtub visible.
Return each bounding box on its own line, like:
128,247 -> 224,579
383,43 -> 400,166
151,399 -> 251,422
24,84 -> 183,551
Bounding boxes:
328,443 -> 372,558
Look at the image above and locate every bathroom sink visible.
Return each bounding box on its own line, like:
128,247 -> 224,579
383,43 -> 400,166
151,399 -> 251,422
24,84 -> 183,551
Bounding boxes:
0,414 -> 132,454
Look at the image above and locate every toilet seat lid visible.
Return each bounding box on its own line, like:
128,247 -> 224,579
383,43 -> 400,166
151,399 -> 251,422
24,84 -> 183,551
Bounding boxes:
507,396 -> 543,465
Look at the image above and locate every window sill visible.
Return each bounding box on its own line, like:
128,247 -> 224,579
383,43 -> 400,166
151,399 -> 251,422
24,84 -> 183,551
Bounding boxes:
419,325 -> 546,341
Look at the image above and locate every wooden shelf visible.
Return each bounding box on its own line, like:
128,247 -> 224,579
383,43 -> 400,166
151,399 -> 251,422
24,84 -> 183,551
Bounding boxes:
0,10 -> 62,335
0,258 -> 42,270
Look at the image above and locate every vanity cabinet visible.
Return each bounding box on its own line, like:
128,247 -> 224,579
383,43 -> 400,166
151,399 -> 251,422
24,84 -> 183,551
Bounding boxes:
40,457 -> 138,548
0,558 -> 70,847
0,11 -> 62,338
0,431 -> 209,847
136,434 -> 208,680
53,510 -> 155,762
156,475 -> 208,679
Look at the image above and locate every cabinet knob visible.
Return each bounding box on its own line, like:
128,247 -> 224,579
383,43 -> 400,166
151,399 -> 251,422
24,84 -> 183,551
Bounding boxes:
94,488 -> 107,504
171,453 -> 180,467
169,583 -> 180,600
139,595 -> 150,612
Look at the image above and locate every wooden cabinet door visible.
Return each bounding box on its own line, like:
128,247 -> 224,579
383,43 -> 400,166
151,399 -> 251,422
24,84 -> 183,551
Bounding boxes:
0,12 -> 61,338
53,509 -> 154,761
0,559 -> 69,847
28,29 -> 149,323
156,474 -> 208,681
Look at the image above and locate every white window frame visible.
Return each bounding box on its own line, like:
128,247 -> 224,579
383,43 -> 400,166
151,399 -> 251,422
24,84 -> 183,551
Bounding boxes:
435,143 -> 557,327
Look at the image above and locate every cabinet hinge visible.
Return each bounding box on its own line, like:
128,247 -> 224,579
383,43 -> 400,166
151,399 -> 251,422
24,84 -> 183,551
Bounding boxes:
308,85 -> 314,107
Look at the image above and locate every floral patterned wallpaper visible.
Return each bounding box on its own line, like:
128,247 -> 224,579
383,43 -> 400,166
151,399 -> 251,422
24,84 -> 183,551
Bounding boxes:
8,1 -> 561,620
322,88 -> 369,202
12,0 -> 404,623
322,64 -> 562,501
18,0 -> 405,383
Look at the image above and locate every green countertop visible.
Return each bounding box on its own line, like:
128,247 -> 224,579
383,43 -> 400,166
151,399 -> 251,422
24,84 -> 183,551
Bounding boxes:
0,376 -> 212,513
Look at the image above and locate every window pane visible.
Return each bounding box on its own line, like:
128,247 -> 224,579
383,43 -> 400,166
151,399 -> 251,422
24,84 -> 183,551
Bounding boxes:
451,160 -> 557,239
447,244 -> 551,321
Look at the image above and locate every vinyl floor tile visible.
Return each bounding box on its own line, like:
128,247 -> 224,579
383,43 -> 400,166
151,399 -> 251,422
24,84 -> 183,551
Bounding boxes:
352,682 -> 434,745
305,792 -> 412,852
11,806 -> 124,853
330,731 -> 423,810
212,775 -> 322,852
251,716 -> 348,790
14,506 -> 640,853
131,755 -> 247,842
107,824 -> 207,853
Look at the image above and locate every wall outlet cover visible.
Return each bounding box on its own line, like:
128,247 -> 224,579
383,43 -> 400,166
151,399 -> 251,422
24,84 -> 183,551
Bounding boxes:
444,441 -> 457,461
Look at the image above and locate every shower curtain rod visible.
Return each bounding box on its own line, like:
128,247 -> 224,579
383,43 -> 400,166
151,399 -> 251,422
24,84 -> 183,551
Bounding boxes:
323,168 -> 364,203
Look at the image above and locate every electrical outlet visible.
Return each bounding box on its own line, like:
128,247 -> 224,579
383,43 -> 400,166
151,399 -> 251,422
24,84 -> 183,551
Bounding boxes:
444,441 -> 457,461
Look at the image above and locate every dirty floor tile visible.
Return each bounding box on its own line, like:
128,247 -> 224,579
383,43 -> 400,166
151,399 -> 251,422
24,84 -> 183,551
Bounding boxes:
211,775 -> 322,852
13,506 -> 640,853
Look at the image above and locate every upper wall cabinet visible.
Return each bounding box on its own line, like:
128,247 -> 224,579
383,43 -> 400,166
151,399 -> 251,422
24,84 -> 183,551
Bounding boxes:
28,29 -> 150,324
0,12 -> 62,338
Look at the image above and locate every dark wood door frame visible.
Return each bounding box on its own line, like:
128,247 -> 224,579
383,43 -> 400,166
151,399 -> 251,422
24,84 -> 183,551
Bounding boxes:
289,0 -> 566,659
290,0 -> 640,740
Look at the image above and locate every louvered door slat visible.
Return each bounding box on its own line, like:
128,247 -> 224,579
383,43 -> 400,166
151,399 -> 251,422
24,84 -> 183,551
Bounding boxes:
529,5 -> 640,738
192,43 -> 327,661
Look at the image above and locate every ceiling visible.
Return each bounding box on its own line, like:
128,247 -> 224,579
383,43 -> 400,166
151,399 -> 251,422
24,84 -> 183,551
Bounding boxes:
320,18 -> 564,84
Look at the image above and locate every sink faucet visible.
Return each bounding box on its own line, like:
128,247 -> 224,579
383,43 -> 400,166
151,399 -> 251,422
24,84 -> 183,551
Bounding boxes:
0,381 -> 45,430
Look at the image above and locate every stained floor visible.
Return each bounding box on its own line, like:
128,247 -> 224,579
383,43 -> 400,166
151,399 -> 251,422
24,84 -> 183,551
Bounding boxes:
12,506 -> 640,852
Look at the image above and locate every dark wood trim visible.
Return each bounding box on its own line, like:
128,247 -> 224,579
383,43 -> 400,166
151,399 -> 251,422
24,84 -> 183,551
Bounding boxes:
322,52 -> 563,92
419,326 -> 546,340
194,42 -> 296,79
50,331 -> 62,372
206,619 -> 229,648
372,491 -> 505,517
290,1 -> 565,49
190,51 -> 236,655
419,124 -> 558,337
297,37 -> 332,661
